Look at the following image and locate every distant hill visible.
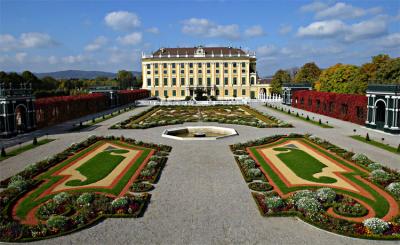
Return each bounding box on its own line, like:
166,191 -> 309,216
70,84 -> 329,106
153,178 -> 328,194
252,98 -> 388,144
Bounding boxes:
34,70 -> 141,79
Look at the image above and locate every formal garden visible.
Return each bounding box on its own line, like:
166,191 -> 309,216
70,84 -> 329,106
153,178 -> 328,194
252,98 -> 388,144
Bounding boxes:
0,136 -> 171,242
111,105 -> 292,129
230,134 -> 400,239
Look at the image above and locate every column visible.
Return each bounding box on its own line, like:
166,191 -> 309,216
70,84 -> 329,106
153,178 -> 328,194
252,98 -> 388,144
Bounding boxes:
365,94 -> 370,124
384,95 -> 389,128
371,95 -> 376,125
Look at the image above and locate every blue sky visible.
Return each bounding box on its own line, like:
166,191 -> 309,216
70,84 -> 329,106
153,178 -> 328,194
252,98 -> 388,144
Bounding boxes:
0,0 -> 399,76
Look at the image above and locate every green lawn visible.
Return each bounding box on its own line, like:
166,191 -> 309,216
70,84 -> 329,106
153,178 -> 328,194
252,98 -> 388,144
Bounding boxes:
350,135 -> 399,155
66,149 -> 129,186
249,138 -> 391,217
274,147 -> 337,183
15,140 -> 152,219
266,104 -> 333,128
0,139 -> 54,162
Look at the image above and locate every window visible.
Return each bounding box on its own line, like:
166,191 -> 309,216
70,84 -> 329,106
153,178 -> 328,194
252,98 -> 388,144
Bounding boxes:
341,104 -> 348,115
155,78 -> 159,86
198,78 -> 202,85
172,63 -> 176,68
181,90 -> 185,96
181,78 -> 185,85
189,63 -> 193,68
233,69 -> 237,74
172,78 -> 176,86
207,78 -> 211,86
155,90 -> 159,96
224,69 -> 228,74
251,77 -> 255,85
242,77 -> 246,85
198,63 -> 202,68
242,89 -> 246,96
233,77 -> 237,85
181,69 -> 184,74
224,78 -> 228,85
155,70 -> 159,75
241,62 -> 245,67
190,78 -> 194,85
216,63 -> 220,68
147,70 -> 151,75
233,89 -> 237,97
190,70 -> 193,74
147,79 -> 151,86
225,89 -> 229,96
233,62 -> 237,68
198,69 -> 202,73
216,69 -> 220,74
172,90 -> 176,96
163,70 -> 167,74
154,64 -> 159,69
180,63 -> 185,68
146,64 -> 151,69
242,69 -> 246,73
164,90 -> 168,97
300,98 -> 304,105
207,70 -> 210,74
224,63 -> 228,68
172,70 -> 176,74
163,63 -> 167,69
216,78 -> 220,85
216,89 -> 220,96
163,78 -> 168,86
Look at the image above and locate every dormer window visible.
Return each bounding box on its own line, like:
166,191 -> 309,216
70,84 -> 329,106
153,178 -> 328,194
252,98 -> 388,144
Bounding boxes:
194,46 -> 206,57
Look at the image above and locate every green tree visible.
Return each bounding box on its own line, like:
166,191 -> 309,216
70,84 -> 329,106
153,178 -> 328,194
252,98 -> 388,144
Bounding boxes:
21,71 -> 40,89
317,64 -> 366,94
271,69 -> 291,95
117,70 -> 134,89
294,62 -> 321,85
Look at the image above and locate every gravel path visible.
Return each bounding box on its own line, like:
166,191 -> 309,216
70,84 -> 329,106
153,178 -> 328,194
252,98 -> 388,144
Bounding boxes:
1,104 -> 399,245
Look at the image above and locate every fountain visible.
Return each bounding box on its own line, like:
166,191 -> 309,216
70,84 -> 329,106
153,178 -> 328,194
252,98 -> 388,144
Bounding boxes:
162,126 -> 238,140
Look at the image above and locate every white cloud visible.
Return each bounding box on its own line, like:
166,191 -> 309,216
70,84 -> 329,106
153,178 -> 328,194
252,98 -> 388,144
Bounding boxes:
315,2 -> 382,20
146,27 -> 159,34
85,36 -> 108,52
279,24 -> 292,35
117,32 -> 143,45
105,11 -> 141,31
182,18 -> 240,40
256,45 -> 279,56
15,52 -> 27,63
0,32 -> 56,51
298,20 -> 347,38
377,33 -> 400,48
300,1 -> 328,12
62,55 -> 87,64
297,17 -> 388,42
244,25 -> 265,37
48,56 -> 58,64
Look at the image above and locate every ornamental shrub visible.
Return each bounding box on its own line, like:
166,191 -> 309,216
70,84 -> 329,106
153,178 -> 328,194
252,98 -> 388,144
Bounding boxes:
351,153 -> 368,163
238,155 -> 250,161
296,197 -> 322,214
140,169 -> 152,177
46,215 -> 69,231
146,161 -> 158,169
53,192 -> 71,205
37,201 -> 58,219
386,182 -> 400,199
8,175 -> 29,191
33,137 -> 38,145
247,168 -> 262,178
76,193 -> 94,206
264,196 -> 284,210
24,164 -> 38,175
370,169 -> 391,183
367,162 -> 383,171
363,218 -> 389,234
242,159 -> 256,169
1,147 -> 5,157
111,197 -> 128,209
292,190 -> 317,203
316,188 -> 336,203
366,133 -> 370,141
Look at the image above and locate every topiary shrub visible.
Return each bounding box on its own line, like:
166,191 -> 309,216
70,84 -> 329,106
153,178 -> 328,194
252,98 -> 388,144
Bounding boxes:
76,193 -> 94,206
53,192 -> 71,205
367,162 -> 383,171
8,175 -> 29,191
1,147 -> 6,157
351,153 -> 368,164
238,155 -> 250,161
146,161 -> 158,169
111,197 -> 128,209
386,182 -> 400,199
247,168 -> 262,178
47,215 -> 69,231
242,159 -> 256,169
363,218 -> 389,234
366,133 -> 370,141
140,169 -> 153,177
33,137 -> 38,145
370,169 -> 391,183
292,190 -> 317,203
316,188 -> 336,203
264,196 -> 284,210
295,197 -> 322,214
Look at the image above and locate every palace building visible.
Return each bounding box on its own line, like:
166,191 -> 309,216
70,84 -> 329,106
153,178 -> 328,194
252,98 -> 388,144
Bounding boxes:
141,46 -> 271,100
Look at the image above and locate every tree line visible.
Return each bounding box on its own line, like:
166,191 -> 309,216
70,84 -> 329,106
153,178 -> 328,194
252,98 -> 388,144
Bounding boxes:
270,54 -> 400,95
0,70 -> 142,98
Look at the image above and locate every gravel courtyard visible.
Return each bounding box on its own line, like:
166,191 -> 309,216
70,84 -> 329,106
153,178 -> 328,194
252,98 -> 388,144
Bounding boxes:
1,104 -> 399,245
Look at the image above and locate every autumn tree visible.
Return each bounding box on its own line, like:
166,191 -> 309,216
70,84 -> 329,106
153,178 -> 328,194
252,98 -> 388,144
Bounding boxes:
318,64 -> 366,95
271,69 -> 291,95
294,62 -> 321,85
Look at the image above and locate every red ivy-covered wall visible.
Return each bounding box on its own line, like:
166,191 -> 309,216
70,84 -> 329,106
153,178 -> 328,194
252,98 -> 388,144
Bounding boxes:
35,89 -> 150,128
291,90 -> 367,125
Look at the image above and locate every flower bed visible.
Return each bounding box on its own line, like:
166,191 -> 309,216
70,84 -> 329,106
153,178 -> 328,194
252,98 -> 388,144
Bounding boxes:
0,136 -> 171,242
230,134 -> 400,239
111,105 -> 292,129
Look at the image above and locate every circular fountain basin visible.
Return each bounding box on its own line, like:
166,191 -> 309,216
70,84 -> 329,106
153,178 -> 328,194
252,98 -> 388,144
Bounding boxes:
162,126 -> 238,140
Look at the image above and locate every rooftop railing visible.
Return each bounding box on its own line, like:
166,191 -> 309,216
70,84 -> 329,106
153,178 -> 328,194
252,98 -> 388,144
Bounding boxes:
142,52 -> 256,59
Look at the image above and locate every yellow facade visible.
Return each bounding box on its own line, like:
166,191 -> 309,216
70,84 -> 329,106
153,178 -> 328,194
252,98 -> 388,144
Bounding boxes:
141,47 -> 271,100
